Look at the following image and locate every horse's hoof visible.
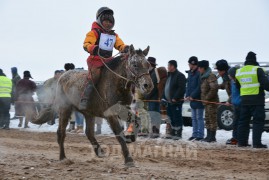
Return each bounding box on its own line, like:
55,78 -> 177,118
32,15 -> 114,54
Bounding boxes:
125,135 -> 136,143
97,153 -> 106,158
125,161 -> 135,167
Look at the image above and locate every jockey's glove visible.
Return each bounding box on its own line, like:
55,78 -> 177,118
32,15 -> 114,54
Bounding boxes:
93,46 -> 99,56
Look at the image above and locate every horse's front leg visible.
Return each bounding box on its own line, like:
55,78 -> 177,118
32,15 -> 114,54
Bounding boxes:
107,116 -> 134,167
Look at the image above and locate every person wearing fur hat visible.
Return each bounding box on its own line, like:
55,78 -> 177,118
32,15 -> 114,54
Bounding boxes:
0,69 -> 12,130
15,71 -> 37,128
186,56 -> 204,141
64,63 -> 75,71
163,60 -> 186,140
10,67 -> 21,120
80,7 -> 129,110
215,59 -> 231,103
198,60 -> 219,142
235,51 -> 269,148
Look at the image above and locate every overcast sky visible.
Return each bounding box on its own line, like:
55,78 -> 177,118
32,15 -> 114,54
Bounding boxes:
0,0 -> 269,81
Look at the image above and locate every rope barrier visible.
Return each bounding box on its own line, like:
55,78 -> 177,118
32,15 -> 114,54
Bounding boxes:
14,101 -> 51,105
142,99 -> 232,106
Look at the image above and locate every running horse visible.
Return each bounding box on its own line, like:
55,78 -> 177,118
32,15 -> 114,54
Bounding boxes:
31,45 -> 153,167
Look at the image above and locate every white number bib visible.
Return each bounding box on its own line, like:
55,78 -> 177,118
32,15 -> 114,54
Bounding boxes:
99,33 -> 116,51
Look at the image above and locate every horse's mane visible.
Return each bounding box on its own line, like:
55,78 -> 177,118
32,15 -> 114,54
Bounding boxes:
105,49 -> 144,70
105,56 -> 124,70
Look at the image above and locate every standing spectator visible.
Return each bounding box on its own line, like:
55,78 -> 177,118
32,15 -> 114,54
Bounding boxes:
185,56 -> 204,141
215,59 -> 231,102
0,69 -> 12,130
41,70 -> 62,125
198,60 -> 219,142
235,52 -> 269,148
95,117 -> 103,135
70,112 -> 84,134
15,71 -> 37,128
163,60 -> 186,140
144,57 -> 162,138
64,63 -> 75,71
10,67 -> 21,120
63,63 -> 77,132
135,87 -> 151,136
226,67 -> 241,145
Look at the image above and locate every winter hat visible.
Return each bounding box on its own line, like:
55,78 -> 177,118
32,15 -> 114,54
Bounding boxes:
198,60 -> 209,69
11,67 -> 18,74
188,56 -> 198,65
23,71 -> 33,79
97,9 -> 115,31
54,70 -> 61,75
228,66 -> 239,78
168,60 -> 177,68
64,63 -> 75,71
245,51 -> 257,65
0,69 -> 4,76
148,57 -> 157,66
216,59 -> 229,71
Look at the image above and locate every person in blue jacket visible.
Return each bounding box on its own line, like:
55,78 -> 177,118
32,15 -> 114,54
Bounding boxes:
185,56 -> 204,141
226,67 -> 241,145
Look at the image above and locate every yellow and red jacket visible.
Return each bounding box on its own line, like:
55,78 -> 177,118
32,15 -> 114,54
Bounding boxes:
84,22 -> 126,68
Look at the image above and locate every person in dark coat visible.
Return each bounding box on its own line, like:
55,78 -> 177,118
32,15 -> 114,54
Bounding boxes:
215,59 -> 231,103
226,66 -> 241,145
162,60 -> 186,140
144,57 -> 162,138
185,56 -> 204,141
236,52 -> 269,148
15,71 -> 37,128
10,67 -> 21,120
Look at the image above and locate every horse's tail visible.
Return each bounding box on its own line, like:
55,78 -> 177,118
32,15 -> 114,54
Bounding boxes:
31,105 -> 55,125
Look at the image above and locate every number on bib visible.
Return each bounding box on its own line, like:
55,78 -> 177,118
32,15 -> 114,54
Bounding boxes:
99,33 -> 116,51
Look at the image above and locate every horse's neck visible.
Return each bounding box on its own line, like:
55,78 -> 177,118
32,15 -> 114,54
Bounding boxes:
99,59 -> 129,92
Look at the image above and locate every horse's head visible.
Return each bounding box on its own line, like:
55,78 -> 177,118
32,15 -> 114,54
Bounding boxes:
126,45 -> 153,94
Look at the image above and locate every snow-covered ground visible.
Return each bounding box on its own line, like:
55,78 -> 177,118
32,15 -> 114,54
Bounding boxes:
8,111 -> 269,147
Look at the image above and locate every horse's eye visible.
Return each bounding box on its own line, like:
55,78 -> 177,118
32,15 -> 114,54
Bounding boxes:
133,64 -> 138,68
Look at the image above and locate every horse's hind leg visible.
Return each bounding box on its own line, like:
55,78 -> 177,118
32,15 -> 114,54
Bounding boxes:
107,116 -> 134,167
57,107 -> 72,160
84,115 -> 105,157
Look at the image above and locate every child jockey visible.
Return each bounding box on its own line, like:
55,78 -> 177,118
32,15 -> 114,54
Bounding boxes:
80,7 -> 129,109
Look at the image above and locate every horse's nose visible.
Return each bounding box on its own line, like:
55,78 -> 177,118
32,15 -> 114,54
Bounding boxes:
143,84 -> 149,89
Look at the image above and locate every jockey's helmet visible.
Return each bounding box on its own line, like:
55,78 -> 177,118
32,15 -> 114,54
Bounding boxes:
96,7 -> 115,31
96,7 -> 114,19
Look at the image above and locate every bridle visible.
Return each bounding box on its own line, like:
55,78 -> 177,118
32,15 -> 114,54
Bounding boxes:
98,50 -> 150,88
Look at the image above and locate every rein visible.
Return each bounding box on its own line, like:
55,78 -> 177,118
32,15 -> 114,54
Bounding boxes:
93,49 -> 150,104
97,50 -> 149,86
98,51 -> 133,84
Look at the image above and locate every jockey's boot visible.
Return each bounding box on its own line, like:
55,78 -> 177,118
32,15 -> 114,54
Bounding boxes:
79,82 -> 94,110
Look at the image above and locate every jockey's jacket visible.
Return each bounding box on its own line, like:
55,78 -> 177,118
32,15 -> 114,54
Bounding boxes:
83,22 -> 126,68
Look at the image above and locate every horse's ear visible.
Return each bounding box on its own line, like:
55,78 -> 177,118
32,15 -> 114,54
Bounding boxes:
129,44 -> 135,56
143,46 -> 150,56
